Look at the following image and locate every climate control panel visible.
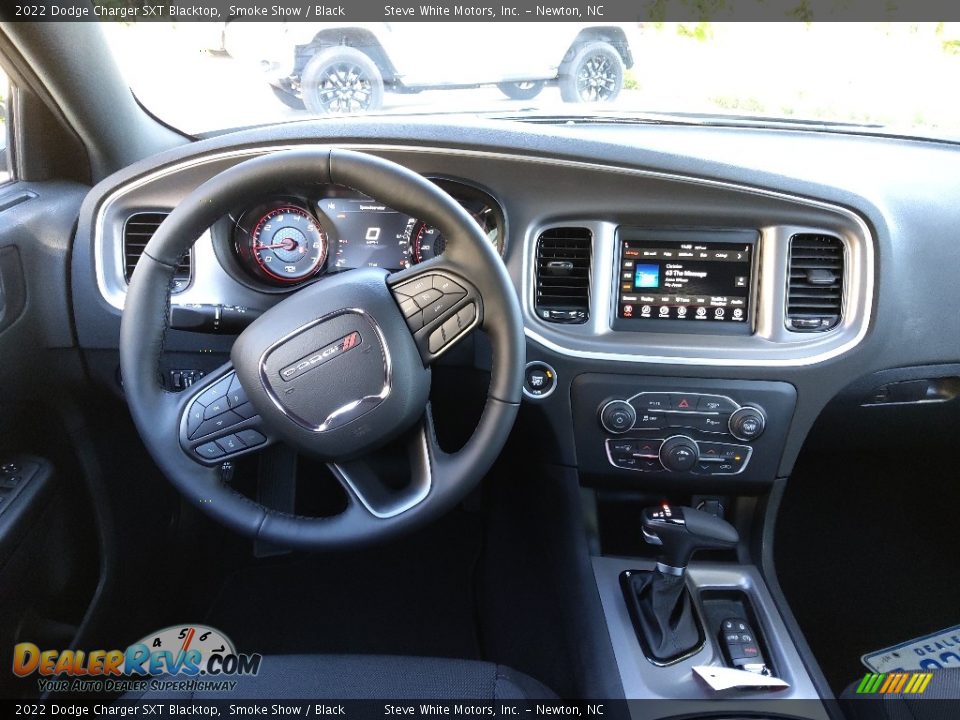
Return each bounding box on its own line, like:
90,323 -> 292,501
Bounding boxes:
606,436 -> 752,475
572,375 -> 796,487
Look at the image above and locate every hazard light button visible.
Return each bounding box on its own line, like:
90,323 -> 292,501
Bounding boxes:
669,394 -> 698,410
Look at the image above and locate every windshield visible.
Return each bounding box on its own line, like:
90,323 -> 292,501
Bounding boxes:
104,21 -> 960,138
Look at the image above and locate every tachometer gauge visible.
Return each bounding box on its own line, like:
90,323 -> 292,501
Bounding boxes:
247,206 -> 327,284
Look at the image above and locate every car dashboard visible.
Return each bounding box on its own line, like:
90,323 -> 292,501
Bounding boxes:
71,116 -> 960,492
43,113 -> 959,707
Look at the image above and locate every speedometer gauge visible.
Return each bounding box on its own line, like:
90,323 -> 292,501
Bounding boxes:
248,206 -> 327,283
409,205 -> 500,265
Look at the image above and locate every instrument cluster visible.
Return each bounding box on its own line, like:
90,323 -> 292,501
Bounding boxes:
225,180 -> 503,289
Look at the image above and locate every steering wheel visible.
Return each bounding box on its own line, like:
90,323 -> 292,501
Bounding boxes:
119,149 -> 524,549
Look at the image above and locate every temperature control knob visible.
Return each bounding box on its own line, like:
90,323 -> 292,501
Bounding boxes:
728,406 -> 766,441
659,435 -> 700,472
599,400 -> 637,434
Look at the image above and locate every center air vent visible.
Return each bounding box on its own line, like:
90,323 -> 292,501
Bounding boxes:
786,233 -> 844,332
535,227 -> 592,324
124,212 -> 191,293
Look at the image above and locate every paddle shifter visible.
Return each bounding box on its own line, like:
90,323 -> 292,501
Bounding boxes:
622,505 -> 739,662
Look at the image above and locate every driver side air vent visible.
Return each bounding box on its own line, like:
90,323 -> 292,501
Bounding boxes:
786,233 -> 844,332
535,227 -> 592,324
124,212 -> 192,293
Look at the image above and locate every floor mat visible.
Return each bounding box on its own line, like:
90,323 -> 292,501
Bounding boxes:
776,446 -> 960,694
202,509 -> 484,660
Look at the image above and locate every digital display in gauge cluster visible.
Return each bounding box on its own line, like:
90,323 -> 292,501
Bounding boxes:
615,229 -> 757,330
320,197 -> 414,271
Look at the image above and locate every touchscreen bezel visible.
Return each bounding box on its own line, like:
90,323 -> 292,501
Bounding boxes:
610,228 -> 760,336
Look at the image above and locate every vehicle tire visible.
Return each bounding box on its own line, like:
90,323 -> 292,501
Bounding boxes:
269,84 -> 305,111
497,80 -> 545,101
300,47 -> 385,115
559,41 -> 624,104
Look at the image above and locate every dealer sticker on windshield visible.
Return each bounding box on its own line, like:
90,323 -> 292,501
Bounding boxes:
862,624 -> 960,673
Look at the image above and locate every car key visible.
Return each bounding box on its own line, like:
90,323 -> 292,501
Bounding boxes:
720,617 -> 770,675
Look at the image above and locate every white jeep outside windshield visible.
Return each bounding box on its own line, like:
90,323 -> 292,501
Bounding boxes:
104,21 -> 960,138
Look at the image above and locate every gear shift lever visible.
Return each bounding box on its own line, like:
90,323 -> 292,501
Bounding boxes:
641,504 -> 740,574
622,505 -> 739,662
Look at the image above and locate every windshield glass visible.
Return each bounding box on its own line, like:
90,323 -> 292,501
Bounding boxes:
104,21 -> 960,138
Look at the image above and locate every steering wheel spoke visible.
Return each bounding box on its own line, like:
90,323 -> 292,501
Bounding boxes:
327,410 -> 439,519
178,363 -> 276,465
388,260 -> 483,364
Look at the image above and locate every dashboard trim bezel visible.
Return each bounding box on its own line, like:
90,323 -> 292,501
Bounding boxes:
92,142 -> 875,367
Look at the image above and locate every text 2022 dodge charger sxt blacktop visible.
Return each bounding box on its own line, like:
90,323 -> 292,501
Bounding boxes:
0,14 -> 958,720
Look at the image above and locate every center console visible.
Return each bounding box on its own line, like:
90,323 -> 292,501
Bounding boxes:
572,375 -> 796,488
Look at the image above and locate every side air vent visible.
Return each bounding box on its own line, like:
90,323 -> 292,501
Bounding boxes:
535,227 -> 592,324
786,233 -> 844,332
124,212 -> 191,293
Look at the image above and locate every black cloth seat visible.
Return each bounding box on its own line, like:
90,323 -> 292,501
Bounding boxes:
840,668 -> 960,720
124,654 -> 557,700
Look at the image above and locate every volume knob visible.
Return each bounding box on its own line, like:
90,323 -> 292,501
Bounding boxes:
599,400 -> 637,434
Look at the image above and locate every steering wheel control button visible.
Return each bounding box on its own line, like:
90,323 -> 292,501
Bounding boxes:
186,405 -> 205,435
728,406 -> 766,441
413,288 -> 443,309
422,295 -> 459,325
599,400 -> 637,434
236,429 -> 266,447
233,402 -> 256,420
226,376 -> 248,408
195,375 -> 233,407
195,442 -> 226,460
394,276 -> 433,297
406,311 -> 424,332
428,328 -> 446,353
215,435 -> 243,453
456,302 -> 477,327
399,298 -> 419,318
433,276 -> 466,296
203,398 -> 230,419
523,361 -> 558,399
192,410 -> 243,439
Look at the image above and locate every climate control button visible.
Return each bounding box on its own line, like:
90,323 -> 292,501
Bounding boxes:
659,435 -> 700,472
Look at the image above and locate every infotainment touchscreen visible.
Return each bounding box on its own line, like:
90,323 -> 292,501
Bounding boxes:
615,229 -> 757,329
